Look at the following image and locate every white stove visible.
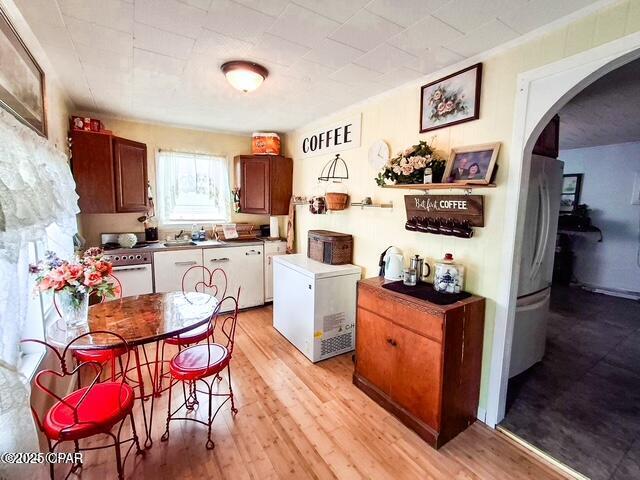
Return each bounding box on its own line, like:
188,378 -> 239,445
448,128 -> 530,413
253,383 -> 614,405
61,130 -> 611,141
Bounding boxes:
100,233 -> 154,297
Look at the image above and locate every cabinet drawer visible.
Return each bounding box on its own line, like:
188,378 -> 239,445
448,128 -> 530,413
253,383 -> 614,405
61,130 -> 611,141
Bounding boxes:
358,286 -> 443,342
153,250 -> 203,293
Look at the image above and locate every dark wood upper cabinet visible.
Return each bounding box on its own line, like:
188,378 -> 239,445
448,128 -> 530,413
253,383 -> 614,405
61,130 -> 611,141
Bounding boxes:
113,137 -> 148,212
533,114 -> 560,158
235,155 -> 292,215
70,130 -> 148,214
70,130 -> 116,213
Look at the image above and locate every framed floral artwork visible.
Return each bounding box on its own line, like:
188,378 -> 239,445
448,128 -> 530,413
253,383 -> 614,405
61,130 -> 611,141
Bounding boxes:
420,63 -> 482,133
0,7 -> 46,136
443,142 -> 500,184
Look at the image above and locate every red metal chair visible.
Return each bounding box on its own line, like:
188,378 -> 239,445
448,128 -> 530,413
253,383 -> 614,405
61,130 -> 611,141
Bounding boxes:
156,266 -> 228,393
23,331 -> 142,480
160,289 -> 240,449
52,275 -> 125,384
56,277 -> 147,432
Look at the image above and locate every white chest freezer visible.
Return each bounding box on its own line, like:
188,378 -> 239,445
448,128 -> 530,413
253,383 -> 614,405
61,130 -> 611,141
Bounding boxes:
273,254 -> 361,362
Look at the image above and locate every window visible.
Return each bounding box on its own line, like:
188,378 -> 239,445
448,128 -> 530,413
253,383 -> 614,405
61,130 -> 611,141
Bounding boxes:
18,223 -> 75,379
157,150 -> 231,225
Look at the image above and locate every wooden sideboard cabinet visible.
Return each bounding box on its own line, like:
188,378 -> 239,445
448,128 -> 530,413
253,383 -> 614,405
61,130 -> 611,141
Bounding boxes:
70,130 -> 148,214
234,155 -> 292,215
353,277 -> 485,449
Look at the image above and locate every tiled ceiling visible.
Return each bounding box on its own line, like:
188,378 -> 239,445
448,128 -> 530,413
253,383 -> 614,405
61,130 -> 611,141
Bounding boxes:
16,0 -> 603,134
559,58 -> 640,150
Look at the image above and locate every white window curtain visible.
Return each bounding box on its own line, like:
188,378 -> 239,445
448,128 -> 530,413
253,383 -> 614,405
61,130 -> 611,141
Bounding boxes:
156,150 -> 230,225
0,108 -> 79,369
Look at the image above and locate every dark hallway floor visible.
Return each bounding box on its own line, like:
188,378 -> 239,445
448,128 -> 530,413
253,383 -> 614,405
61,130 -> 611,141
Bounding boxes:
500,285 -> 640,480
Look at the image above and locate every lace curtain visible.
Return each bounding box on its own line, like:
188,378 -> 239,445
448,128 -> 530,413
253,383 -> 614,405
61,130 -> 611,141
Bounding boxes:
157,150 -> 231,225
0,109 -> 79,369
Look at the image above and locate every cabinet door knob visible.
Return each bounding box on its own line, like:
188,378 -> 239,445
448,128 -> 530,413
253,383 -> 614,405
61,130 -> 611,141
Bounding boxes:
386,338 -> 397,347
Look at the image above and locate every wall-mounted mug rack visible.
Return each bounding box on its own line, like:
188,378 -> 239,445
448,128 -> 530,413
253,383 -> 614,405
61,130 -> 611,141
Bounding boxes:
405,217 -> 474,238
404,194 -> 484,238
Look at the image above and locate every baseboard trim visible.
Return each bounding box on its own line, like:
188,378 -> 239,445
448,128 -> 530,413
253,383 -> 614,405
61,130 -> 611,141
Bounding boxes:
476,407 -> 487,424
496,426 -> 589,480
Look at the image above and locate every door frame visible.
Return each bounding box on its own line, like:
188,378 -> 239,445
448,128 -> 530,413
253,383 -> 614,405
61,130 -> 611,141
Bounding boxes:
485,31 -> 640,428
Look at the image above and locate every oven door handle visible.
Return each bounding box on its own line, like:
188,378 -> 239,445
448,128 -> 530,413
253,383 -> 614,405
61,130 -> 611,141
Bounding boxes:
113,265 -> 150,271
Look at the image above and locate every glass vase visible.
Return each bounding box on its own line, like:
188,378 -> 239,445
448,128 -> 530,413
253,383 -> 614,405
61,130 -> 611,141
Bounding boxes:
58,290 -> 89,332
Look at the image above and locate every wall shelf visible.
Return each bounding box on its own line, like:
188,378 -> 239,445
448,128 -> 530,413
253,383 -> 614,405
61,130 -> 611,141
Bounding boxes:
351,202 -> 394,210
381,183 -> 496,191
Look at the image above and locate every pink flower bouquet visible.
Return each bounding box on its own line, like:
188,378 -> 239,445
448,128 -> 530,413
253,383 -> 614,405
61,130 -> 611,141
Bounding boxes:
30,248 -> 118,309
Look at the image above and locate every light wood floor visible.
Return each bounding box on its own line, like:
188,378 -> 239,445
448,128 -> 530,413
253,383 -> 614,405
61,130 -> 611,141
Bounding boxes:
43,306 -> 568,480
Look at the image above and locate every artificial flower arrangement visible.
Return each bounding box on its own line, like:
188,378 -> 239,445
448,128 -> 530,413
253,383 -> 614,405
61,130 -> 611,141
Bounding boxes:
375,140 -> 446,186
30,247 -> 118,310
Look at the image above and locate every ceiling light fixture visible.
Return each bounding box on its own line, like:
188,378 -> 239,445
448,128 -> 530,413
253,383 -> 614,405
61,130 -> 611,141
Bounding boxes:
221,61 -> 268,93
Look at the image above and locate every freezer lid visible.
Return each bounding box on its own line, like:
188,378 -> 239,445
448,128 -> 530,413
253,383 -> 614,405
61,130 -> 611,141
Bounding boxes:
274,254 -> 361,279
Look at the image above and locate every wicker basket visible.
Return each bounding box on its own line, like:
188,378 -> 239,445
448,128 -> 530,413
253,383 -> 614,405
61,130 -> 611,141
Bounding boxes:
325,192 -> 349,210
308,230 -> 353,265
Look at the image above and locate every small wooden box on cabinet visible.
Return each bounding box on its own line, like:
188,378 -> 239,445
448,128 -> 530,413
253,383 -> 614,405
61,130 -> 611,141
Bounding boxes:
353,277 -> 485,449
234,155 -> 293,215
70,130 -> 148,214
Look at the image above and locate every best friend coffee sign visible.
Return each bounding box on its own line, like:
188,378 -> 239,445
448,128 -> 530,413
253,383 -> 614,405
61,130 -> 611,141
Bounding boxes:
296,114 -> 361,159
405,194 -> 485,227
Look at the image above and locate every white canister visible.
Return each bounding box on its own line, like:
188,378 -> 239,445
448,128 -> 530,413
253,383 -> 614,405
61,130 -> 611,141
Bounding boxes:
434,253 -> 465,293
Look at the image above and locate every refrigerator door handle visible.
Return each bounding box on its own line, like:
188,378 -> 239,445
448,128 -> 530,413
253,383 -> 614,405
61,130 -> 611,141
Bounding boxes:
530,178 -> 551,281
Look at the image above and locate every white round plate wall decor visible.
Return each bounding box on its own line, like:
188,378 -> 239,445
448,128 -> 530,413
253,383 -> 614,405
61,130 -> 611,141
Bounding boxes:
368,139 -> 389,170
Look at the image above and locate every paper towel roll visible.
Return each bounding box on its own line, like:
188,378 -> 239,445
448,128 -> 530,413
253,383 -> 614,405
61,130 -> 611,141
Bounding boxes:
269,216 -> 279,239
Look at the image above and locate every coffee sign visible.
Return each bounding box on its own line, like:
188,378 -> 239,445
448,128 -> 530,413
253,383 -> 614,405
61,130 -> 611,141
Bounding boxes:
296,113 -> 361,159
404,194 -> 484,226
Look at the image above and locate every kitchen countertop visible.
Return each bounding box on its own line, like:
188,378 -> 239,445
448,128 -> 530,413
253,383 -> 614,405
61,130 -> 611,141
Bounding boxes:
103,238 -> 283,254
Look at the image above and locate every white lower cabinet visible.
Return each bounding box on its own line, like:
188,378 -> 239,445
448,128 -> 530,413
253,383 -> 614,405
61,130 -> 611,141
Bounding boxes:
202,245 -> 264,309
153,245 -> 265,309
153,249 -> 204,293
264,240 -> 287,302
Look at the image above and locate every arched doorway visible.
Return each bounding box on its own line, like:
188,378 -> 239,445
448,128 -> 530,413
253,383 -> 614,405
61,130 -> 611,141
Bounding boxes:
487,31 -> 640,430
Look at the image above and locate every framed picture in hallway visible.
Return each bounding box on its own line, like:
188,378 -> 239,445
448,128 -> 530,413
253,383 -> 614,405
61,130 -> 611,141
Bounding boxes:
420,63 -> 482,133
0,7 -> 46,136
560,173 -> 583,212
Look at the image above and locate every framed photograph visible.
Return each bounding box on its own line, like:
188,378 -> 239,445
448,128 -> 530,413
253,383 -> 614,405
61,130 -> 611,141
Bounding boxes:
444,142 -> 500,184
420,63 -> 482,133
0,7 -> 46,136
560,174 -> 583,212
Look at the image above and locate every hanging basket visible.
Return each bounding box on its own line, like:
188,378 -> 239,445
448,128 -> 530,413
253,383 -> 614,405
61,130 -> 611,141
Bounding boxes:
325,192 -> 349,210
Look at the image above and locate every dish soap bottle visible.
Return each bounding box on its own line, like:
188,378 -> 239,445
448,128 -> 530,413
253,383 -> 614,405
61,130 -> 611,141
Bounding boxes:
434,253 -> 465,293
191,223 -> 199,241
199,225 -> 206,241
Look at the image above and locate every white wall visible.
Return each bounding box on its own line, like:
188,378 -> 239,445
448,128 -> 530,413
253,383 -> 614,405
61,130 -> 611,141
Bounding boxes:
561,142 -> 640,293
285,0 -> 640,411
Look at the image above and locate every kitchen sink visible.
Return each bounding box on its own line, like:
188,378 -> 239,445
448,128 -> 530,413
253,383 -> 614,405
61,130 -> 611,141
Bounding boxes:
163,240 -> 197,247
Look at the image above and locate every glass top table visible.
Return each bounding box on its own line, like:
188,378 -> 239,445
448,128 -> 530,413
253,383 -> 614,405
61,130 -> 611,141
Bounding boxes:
47,291 -> 219,349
